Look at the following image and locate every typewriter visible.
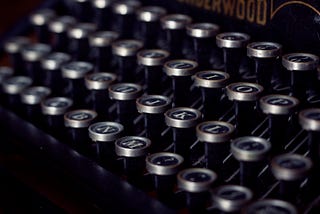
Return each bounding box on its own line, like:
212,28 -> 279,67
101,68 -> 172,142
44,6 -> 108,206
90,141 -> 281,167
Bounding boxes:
0,0 -> 320,213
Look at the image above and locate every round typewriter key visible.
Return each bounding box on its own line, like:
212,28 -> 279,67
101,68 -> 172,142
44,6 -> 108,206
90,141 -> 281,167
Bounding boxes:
136,95 -> 171,151
68,0 -> 93,22
92,0 -> 113,30
0,66 -> 14,83
136,6 -> 167,48
109,83 -> 143,135
89,121 -> 124,170
282,53 -> 319,105
4,36 -> 30,75
164,59 -> 198,107
146,152 -> 183,202
64,109 -> 97,152
212,185 -> 253,213
68,23 -> 97,60
226,82 -> 264,136
112,0 -> 141,39
231,136 -> 271,192
30,9 -> 56,43
187,23 -> 220,69
197,121 -> 235,179
161,14 -> 192,58
112,39 -> 144,82
41,52 -> 71,96
49,16 -> 76,52
21,43 -> 51,85
178,168 -> 217,213
41,97 -> 73,141
299,108 -> 320,196
62,61 -> 94,107
165,107 -> 202,165
244,199 -> 298,214
260,94 -> 299,154
194,70 -> 230,120
216,32 -> 251,82
89,31 -> 119,72
137,49 -> 170,94
271,153 -> 312,203
21,86 -> 51,126
115,136 -> 151,184
2,76 -> 33,114
85,72 -> 117,120
247,42 -> 282,93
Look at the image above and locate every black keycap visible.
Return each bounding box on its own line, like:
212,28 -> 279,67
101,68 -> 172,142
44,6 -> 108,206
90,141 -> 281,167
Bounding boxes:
260,94 -> 299,154
109,82 -> 143,135
92,0 -> 114,30
216,32 -> 250,82
244,199 -> 297,214
29,9 -> 56,43
85,72 -> 117,120
164,59 -> 198,107
177,168 -> 217,213
193,70 -> 230,120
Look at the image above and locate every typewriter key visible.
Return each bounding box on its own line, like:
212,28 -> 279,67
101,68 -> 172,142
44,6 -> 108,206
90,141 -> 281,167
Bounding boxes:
112,39 -> 144,82
64,109 -> 98,152
68,23 -> 97,60
49,16 -> 76,52
282,53 -> 319,106
109,83 -> 143,135
89,31 -> 119,72
244,199 -> 297,214
216,32 -> 250,82
212,185 -> 253,213
0,67 -> 14,83
187,22 -> 220,70
260,94 -> 299,154
247,42 -> 282,93
196,121 -> 235,179
41,52 -> 71,96
4,36 -> 30,75
69,0 -> 93,22
115,136 -> 151,184
194,70 -> 230,120
146,152 -> 184,202
21,86 -> 51,126
164,59 -> 198,107
137,49 -> 170,94
92,0 -> 113,30
271,153 -> 312,203
62,61 -> 94,107
21,43 -> 51,85
231,136 -> 271,192
88,121 -> 124,169
136,6 -> 167,48
112,0 -> 141,39
177,168 -> 217,213
41,97 -> 73,141
85,72 -> 117,120
136,95 -> 171,151
299,108 -> 320,197
165,107 -> 202,165
226,82 -> 264,136
161,14 -> 192,59
30,9 -> 56,43
2,76 -> 33,114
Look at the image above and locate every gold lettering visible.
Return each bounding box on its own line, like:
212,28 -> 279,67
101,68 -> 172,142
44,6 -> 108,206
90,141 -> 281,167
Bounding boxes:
196,0 -> 204,7
204,0 -> 211,10
222,0 -> 235,16
236,0 -> 245,20
257,0 -> 267,25
212,0 -> 221,13
246,0 -> 255,23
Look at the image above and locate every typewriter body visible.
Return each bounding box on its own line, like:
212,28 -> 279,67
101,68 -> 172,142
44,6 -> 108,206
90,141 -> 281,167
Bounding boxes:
1,0 -> 320,213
